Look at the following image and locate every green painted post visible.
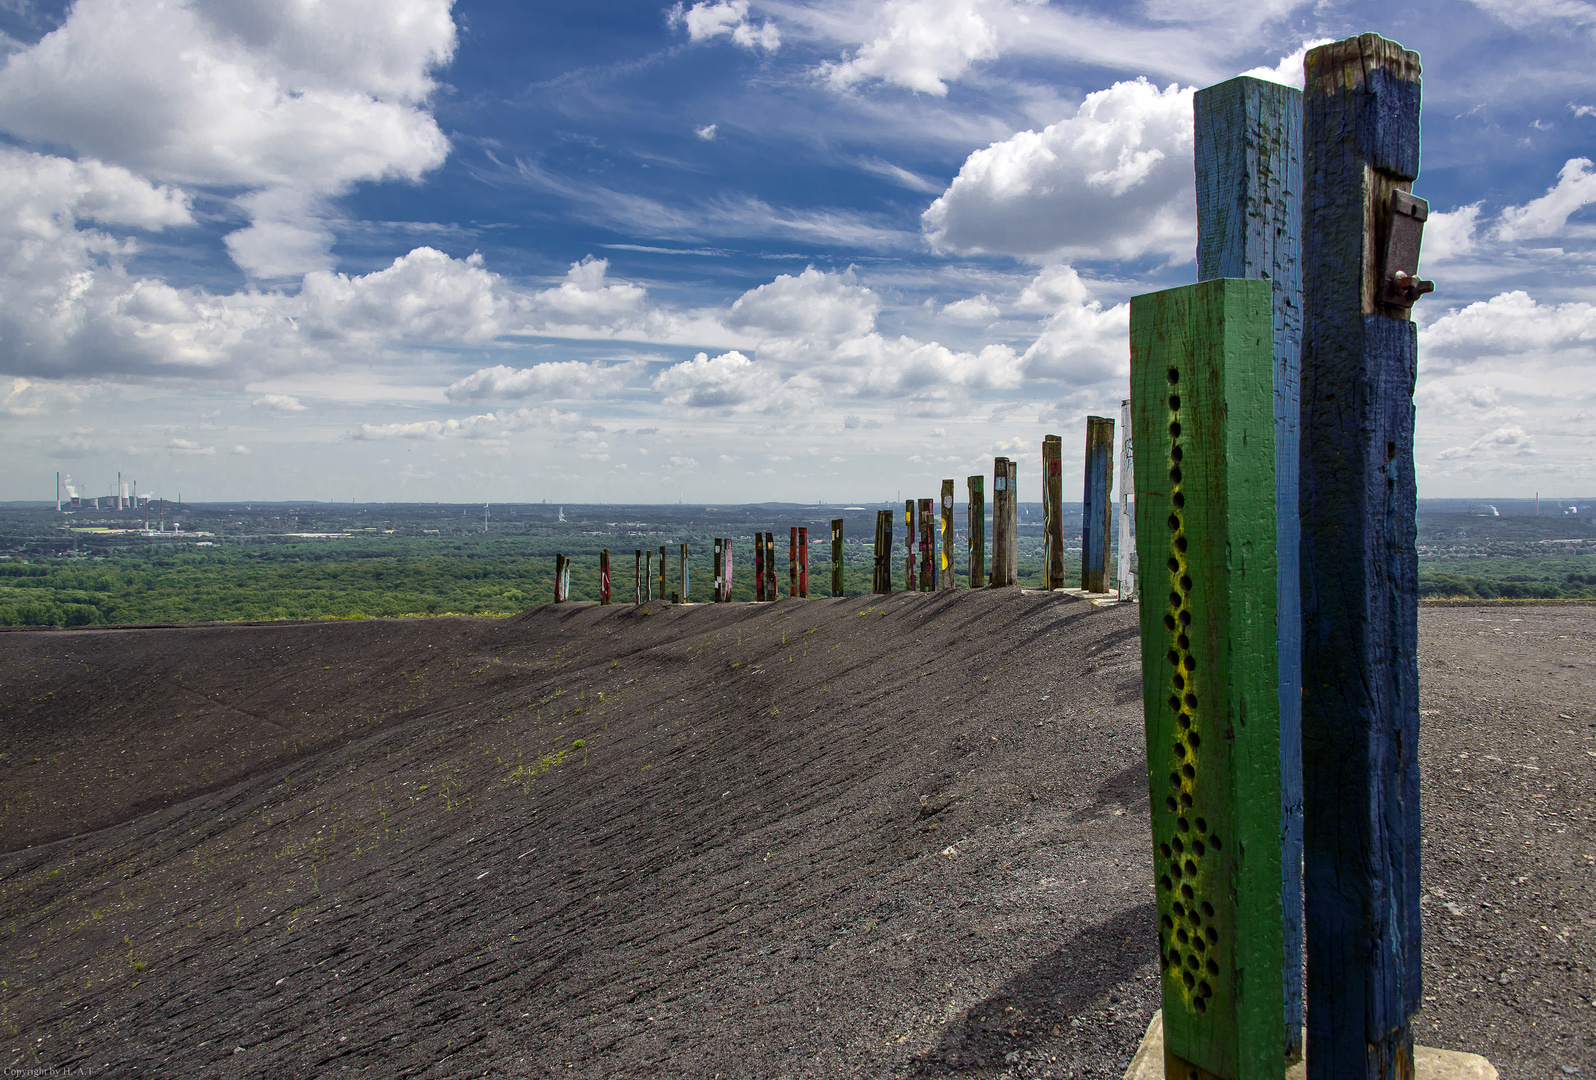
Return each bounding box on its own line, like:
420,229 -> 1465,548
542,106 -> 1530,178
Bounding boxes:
1043,435 -> 1065,589
939,480 -> 955,589
1131,278 -> 1283,1080
967,475 -> 985,589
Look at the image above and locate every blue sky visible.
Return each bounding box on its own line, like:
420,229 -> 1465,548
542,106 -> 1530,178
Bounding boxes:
1,0 -> 1592,504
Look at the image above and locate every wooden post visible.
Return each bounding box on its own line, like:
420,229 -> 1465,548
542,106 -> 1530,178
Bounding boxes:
831,518 -> 844,596
645,550 -> 653,601
554,554 -> 569,603
680,543 -> 689,603
916,498 -> 933,590
600,549 -> 611,605
1196,74 -> 1305,1058
991,457 -> 1017,587
722,538 -> 733,600
967,475 -> 985,588
938,480 -> 955,589
1131,277 -> 1283,1080
713,538 -> 724,602
1082,416 -> 1116,593
1118,400 -> 1138,603
755,532 -> 766,601
1043,434 -> 1065,589
798,527 -> 809,598
658,545 -> 667,603
788,527 -> 797,597
874,509 -> 893,594
635,549 -> 643,604
764,532 -> 776,600
1301,36 -> 1424,1080
903,500 -> 917,591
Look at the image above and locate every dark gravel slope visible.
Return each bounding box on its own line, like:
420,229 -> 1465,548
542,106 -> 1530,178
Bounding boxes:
0,595 -> 1590,1079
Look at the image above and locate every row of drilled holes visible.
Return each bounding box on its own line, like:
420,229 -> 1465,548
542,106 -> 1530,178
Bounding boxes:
1157,364 -> 1223,1012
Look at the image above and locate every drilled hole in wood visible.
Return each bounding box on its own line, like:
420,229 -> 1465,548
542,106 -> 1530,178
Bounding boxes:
1182,970 -> 1195,989
1167,557 -> 1180,573
1178,610 -> 1191,626
1180,574 -> 1193,592
1168,695 -> 1181,712
1169,420 -> 1182,438
1177,632 -> 1190,649
1165,796 -> 1178,813
1169,772 -> 1181,788
1169,591 -> 1182,608
1173,741 -> 1186,759
1208,835 -> 1221,851
1160,875 -> 1173,892
1177,713 -> 1191,729
1195,817 -> 1207,833
1201,901 -> 1215,917
1168,394 -> 1181,410
1172,492 -> 1185,509
1183,692 -> 1197,708
1167,514 -> 1181,532
1183,859 -> 1197,877
1174,535 -> 1187,552
1177,928 -> 1189,944
1187,731 -> 1200,748
1177,817 -> 1190,832
1170,466 -> 1182,483
1192,840 -> 1205,857
1168,367 -> 1180,384
1160,843 -> 1172,858
1181,763 -> 1195,779
1172,673 -> 1185,690
1167,649 -> 1180,665
1180,793 -> 1193,808
1171,445 -> 1183,463
1163,614 -> 1177,631
1206,928 -> 1219,946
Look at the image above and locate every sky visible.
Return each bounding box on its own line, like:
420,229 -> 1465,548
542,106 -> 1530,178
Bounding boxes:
0,0 -> 1592,505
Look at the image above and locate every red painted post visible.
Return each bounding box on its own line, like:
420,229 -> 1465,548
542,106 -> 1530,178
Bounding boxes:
904,499 -> 917,591
917,498 -> 934,590
764,532 -> 776,600
789,527 -> 798,597
798,526 -> 809,598
754,533 -> 766,601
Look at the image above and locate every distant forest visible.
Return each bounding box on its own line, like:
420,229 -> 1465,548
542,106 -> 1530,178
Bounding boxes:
0,503 -> 1592,626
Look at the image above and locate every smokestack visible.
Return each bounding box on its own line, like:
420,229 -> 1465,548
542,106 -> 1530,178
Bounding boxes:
56,471 -> 60,513
118,471 -> 122,510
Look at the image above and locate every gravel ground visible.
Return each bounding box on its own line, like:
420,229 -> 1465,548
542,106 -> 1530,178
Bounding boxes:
0,595 -> 1590,1079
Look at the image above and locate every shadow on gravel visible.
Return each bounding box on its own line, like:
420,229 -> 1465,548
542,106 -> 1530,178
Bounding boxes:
910,903 -> 1159,1075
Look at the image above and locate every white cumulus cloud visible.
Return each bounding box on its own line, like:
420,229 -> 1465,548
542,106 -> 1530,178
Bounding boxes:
446,360 -> 647,401
0,0 -> 457,278
668,1 -> 780,51
821,0 -> 999,96
922,77 -> 1196,261
1494,158 -> 1596,242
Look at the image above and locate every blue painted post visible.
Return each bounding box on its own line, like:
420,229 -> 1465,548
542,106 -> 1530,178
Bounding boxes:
1301,35 -> 1424,1080
1195,73 -> 1305,1063
1081,416 -> 1115,592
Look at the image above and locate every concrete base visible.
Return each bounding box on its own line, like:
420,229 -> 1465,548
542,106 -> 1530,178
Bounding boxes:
1123,1012 -> 1497,1080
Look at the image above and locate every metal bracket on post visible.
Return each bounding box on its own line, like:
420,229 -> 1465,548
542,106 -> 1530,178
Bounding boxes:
1379,190 -> 1435,308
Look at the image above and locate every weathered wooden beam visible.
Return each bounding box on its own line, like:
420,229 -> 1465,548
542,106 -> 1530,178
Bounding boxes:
722,538 -> 733,600
832,518 -> 845,597
1131,276 -> 1283,1080
967,475 -> 985,588
904,500 -> 917,592
658,545 -> 667,604
1301,34 -> 1424,1080
1043,434 -> 1065,589
680,543 -> 690,603
798,526 -> 809,598
939,480 -> 955,589
554,553 -> 569,603
600,549 -> 611,605
1082,416 -> 1116,593
1195,76 -> 1305,1055
764,532 -> 776,601
635,549 -> 643,605
1117,400 -> 1137,602
713,538 -> 724,602
875,509 -> 893,594
754,533 -> 766,601
990,457 -> 1017,587
790,527 -> 799,598
917,498 -> 934,590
